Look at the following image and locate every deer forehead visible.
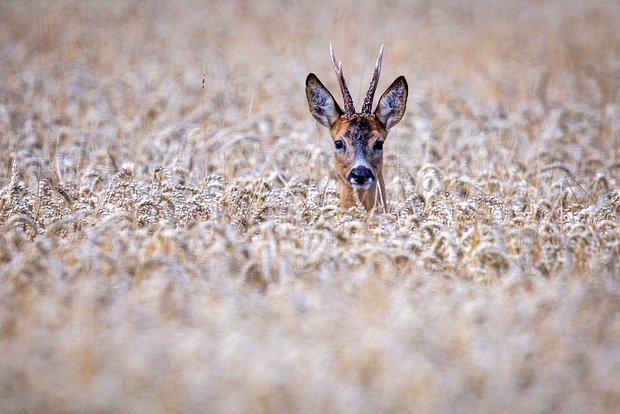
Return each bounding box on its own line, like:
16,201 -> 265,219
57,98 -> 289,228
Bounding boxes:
331,116 -> 386,144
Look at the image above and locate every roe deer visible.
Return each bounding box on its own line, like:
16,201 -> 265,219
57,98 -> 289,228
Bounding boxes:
305,44 -> 408,212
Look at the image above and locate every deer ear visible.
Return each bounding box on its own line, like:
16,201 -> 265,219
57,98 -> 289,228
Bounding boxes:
306,73 -> 343,128
374,76 -> 408,130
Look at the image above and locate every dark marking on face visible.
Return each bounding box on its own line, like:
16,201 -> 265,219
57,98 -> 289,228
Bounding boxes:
344,117 -> 372,164
345,117 -> 373,145
347,117 -> 376,168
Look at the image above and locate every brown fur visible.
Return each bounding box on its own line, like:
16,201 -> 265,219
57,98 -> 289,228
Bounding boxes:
329,115 -> 388,211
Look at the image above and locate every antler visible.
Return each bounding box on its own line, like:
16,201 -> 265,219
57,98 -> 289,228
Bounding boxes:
361,44 -> 384,114
330,43 -> 356,115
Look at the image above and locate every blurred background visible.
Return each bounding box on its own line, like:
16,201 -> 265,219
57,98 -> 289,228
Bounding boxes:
1,0 -> 618,182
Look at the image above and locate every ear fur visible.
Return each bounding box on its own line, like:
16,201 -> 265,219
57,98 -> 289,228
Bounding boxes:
374,76 -> 408,130
305,73 -> 343,127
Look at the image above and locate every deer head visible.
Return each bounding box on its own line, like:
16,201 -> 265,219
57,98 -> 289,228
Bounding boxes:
305,44 -> 408,212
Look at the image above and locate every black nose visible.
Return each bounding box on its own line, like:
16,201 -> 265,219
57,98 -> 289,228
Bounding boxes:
348,166 -> 375,185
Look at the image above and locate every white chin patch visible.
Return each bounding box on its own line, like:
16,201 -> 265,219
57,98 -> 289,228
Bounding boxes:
350,179 -> 373,190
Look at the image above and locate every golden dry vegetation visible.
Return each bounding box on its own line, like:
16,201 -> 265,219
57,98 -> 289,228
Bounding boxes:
1,0 -> 619,412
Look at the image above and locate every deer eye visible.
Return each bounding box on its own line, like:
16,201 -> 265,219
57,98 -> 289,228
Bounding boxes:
334,140 -> 344,150
373,141 -> 384,151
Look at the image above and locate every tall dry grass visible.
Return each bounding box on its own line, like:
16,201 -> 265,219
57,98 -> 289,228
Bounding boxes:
0,0 -> 619,412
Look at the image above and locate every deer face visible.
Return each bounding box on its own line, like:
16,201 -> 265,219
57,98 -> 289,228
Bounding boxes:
305,44 -> 408,210
330,115 -> 386,190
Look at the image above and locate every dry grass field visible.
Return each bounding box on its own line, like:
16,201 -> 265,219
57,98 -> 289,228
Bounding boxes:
1,0 -> 619,412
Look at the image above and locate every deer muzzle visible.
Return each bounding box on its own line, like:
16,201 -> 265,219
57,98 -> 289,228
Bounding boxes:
348,166 -> 375,189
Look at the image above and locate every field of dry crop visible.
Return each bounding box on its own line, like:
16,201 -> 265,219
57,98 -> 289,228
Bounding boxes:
1,0 -> 619,412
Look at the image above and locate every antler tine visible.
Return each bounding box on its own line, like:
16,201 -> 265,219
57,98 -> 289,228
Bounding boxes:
361,44 -> 384,114
329,42 -> 340,76
329,42 -> 356,115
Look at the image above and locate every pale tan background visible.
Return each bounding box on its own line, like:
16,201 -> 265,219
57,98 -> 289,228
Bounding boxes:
0,1 -> 619,413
